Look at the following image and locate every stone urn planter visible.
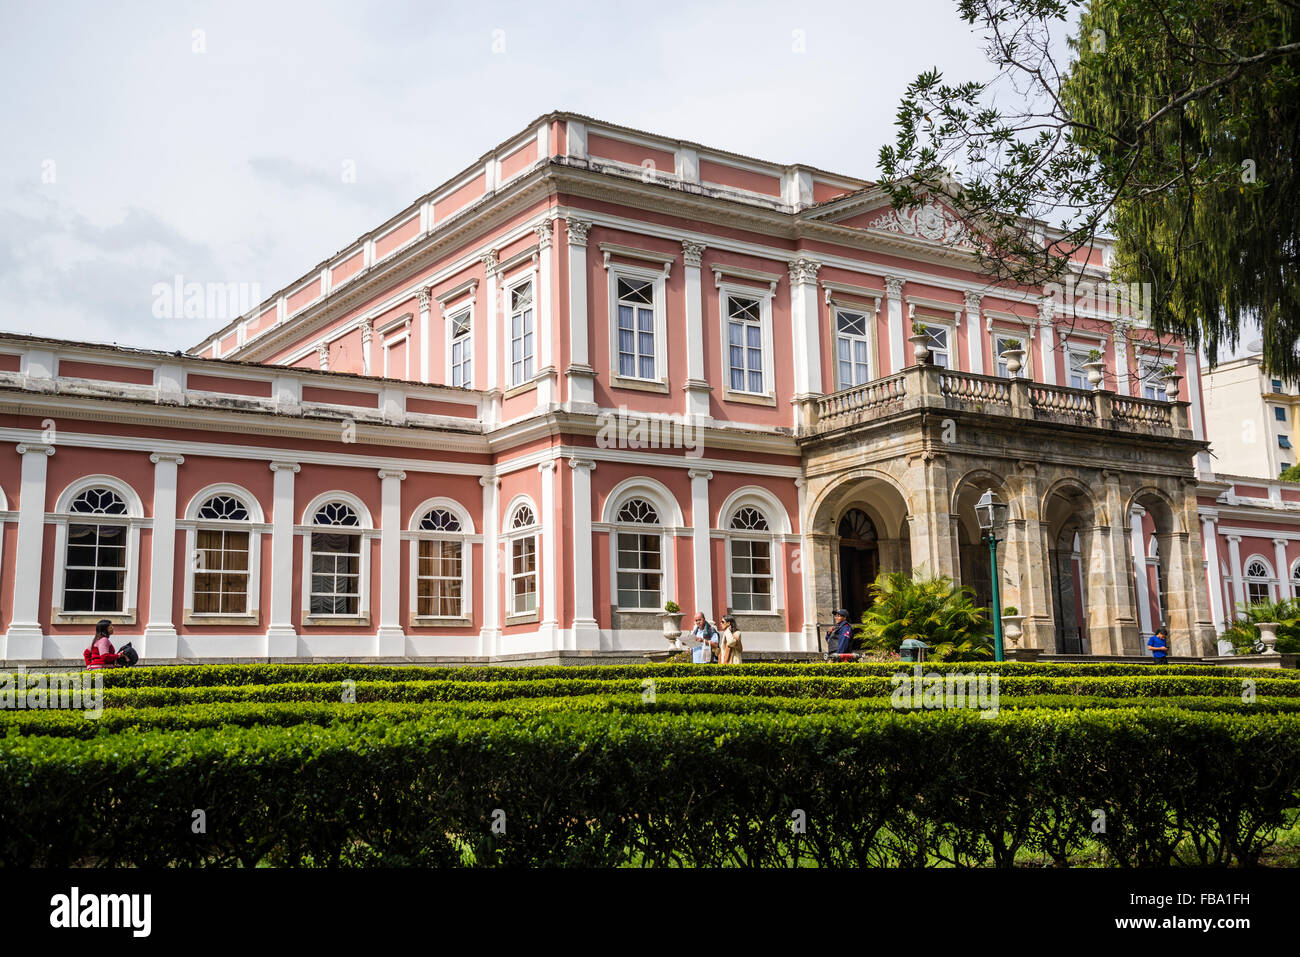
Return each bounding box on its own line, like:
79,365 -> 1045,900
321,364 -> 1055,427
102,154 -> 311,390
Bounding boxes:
1001,614 -> 1026,649
908,332 -> 932,365
661,611 -> 685,647
1083,360 -> 1105,388
1257,621 -> 1281,655
1162,373 -> 1182,401
999,348 -> 1025,375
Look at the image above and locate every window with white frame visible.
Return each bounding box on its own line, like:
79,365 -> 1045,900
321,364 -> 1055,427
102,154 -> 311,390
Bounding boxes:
1138,355 -> 1168,400
415,507 -> 465,618
193,494 -> 251,615
994,332 -> 1028,378
615,498 -> 662,609
1244,557 -> 1274,606
1066,348 -> 1095,391
835,309 -> 872,388
448,309 -> 472,388
727,294 -> 766,393
1291,559 -> 1300,598
616,277 -> 656,380
921,324 -> 950,368
509,281 -> 534,385
729,506 -> 773,611
507,503 -> 538,616
63,488 -> 129,613
309,502 -> 361,616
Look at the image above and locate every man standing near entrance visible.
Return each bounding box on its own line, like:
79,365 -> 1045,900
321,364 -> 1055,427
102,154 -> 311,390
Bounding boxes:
1147,625 -> 1170,664
829,609 -> 854,655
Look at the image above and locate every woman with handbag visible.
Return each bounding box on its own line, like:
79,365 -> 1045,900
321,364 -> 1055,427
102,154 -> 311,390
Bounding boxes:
83,619 -> 126,670
719,615 -> 743,665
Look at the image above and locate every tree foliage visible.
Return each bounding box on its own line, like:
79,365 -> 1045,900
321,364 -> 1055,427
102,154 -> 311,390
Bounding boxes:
853,571 -> 994,661
879,0 -> 1300,375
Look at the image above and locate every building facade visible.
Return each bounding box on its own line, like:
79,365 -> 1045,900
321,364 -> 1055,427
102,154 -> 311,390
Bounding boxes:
0,111 -> 1274,662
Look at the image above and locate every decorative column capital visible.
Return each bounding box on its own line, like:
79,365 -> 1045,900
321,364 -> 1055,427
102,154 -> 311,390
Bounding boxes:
1111,317 -> 1131,342
534,220 -> 554,249
787,257 -> 822,284
269,461 -> 301,474
417,288 -> 431,311
537,460 -> 558,474
317,343 -> 329,370
377,469 -> 407,481
681,240 -> 706,267
1037,297 -> 1057,326
568,457 -> 597,472
1199,508 -> 1220,522
964,290 -> 982,312
1225,534 -> 1243,544
1274,538 -> 1290,548
15,443 -> 54,457
149,453 -> 185,466
564,218 -> 591,247
359,319 -> 373,345
688,468 -> 714,481
884,275 -> 904,299
479,475 -> 501,489
480,249 -> 500,276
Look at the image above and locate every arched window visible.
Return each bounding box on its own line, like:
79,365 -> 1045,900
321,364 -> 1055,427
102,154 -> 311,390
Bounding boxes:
507,503 -> 538,617
729,506 -> 772,612
615,498 -> 662,610
416,507 -> 464,618
193,494 -> 253,615
63,488 -> 129,613
1291,559 -> 1300,599
1244,557 -> 1274,606
310,502 -> 362,616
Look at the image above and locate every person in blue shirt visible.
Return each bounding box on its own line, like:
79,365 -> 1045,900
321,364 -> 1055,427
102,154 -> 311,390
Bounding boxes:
689,611 -> 719,663
1147,625 -> 1170,664
829,609 -> 854,655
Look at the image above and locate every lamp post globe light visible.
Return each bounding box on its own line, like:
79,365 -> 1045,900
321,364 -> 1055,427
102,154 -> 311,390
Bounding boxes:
975,489 -> 1010,662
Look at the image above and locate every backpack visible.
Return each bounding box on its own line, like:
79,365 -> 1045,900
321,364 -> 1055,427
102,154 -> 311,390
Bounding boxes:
117,642 -> 139,667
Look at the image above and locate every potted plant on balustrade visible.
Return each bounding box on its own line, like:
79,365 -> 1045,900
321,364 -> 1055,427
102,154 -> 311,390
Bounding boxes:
661,600 -> 685,647
1160,363 -> 1182,401
1083,348 -> 1106,387
998,338 -> 1025,375
908,322 -> 932,365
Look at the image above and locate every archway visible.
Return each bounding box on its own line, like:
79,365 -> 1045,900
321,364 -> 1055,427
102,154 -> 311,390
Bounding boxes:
951,471 -> 1013,614
1042,481 -> 1098,654
837,508 -> 879,622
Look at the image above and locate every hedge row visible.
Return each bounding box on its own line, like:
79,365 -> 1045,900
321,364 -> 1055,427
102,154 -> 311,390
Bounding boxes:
2,708 -> 1297,867
21,660 -> 1295,688
6,693 -> 1300,739
56,673 -> 1300,708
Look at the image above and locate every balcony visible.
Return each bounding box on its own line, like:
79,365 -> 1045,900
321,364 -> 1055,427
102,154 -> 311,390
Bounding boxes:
799,365 -> 1193,440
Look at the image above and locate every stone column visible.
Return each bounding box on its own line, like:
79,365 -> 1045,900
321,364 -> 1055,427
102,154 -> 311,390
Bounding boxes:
788,258 -> 824,429
1129,506 -> 1153,635
1091,471 -> 1140,654
538,460 -> 559,649
1008,461 -> 1053,651
682,241 -> 710,420
143,452 -> 185,655
479,476 -> 501,655
266,461 -> 300,656
1037,298 -> 1056,385
1163,482 -> 1218,655
795,477 -> 817,650
564,218 -> 597,411
884,276 -> 904,375
376,469 -> 406,654
5,443 -> 54,657
1225,534 -> 1245,616
905,450 -> 958,579
806,531 -> 837,651
964,291 -> 984,375
534,221 -> 557,407
416,290 -> 431,384
569,458 -> 600,650
689,468 -> 714,619
1201,511 -> 1225,632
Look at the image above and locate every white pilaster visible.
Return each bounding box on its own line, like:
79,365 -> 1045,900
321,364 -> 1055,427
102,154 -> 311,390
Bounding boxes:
1225,534 -> 1245,617
535,221 -> 557,407
1201,513 -> 1225,632
795,477 -> 815,651
689,468 -> 714,618
482,250 -> 500,395
1129,507 -> 1153,635
1182,345 -> 1206,440
266,461 -> 300,656
569,458 -> 599,650
1113,321 -> 1130,396
377,469 -> 407,654
884,276 -> 904,375
5,443 -> 54,657
964,292 -> 984,375
1275,538 -> 1291,601
538,460 -> 559,648
360,320 -> 373,377
682,240 -> 710,420
417,290 -> 431,384
479,476 -> 501,654
1037,298 -> 1057,385
788,258 -> 823,401
143,452 -> 184,655
564,218 -> 596,411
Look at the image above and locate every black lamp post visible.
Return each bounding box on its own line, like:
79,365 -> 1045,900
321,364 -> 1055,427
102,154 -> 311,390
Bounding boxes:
975,489 -> 1009,662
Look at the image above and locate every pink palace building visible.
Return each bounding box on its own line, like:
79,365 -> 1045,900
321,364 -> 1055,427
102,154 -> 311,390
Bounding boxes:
0,111 -> 1293,663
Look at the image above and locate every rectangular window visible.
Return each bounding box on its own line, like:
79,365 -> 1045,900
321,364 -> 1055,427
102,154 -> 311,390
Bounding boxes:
1276,406 -> 1288,422
417,539 -> 463,617
1067,350 -> 1095,391
730,539 -> 773,611
310,532 -> 360,615
63,523 -> 127,613
616,278 -> 656,380
449,310 -> 472,388
835,310 -> 871,388
616,531 -> 662,608
193,528 -> 249,614
1281,435 -> 1292,449
923,325 -> 950,368
1273,379 -> 1284,393
727,295 -> 764,393
509,282 -> 534,386
1138,357 -> 1168,400
511,536 -> 537,615
994,334 -> 1026,378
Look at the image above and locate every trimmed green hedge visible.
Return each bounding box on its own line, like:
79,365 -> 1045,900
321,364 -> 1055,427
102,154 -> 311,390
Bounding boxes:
2,708 -> 1297,867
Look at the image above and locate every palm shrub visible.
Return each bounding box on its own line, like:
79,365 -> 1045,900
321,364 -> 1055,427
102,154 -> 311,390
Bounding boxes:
852,571 -> 994,662
1227,599 -> 1300,654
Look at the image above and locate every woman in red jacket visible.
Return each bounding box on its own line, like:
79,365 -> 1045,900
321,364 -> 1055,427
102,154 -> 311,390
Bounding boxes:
83,619 -> 125,670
